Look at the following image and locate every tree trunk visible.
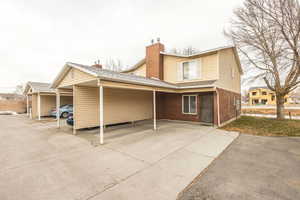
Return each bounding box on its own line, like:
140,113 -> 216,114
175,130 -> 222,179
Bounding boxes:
276,95 -> 285,120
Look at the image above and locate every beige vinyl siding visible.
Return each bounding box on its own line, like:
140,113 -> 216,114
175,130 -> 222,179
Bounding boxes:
61,96 -> 73,105
128,64 -> 146,77
31,94 -> 37,118
104,88 -> 153,124
163,53 -> 218,83
74,86 -> 153,129
74,86 -> 99,129
215,48 -> 241,94
40,95 -> 56,116
59,68 -> 97,88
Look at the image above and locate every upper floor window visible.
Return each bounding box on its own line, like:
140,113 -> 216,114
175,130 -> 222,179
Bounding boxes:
180,60 -> 199,81
231,67 -> 235,78
262,91 -> 267,95
252,92 -> 257,96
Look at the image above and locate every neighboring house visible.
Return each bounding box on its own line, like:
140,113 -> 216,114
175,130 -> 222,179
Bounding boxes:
23,82 -> 72,120
51,41 -> 243,144
248,86 -> 292,105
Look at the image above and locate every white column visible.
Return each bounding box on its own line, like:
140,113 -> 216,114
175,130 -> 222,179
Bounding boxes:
38,93 -> 41,120
56,91 -> 60,128
73,85 -> 76,135
26,95 -> 29,116
99,85 -> 104,144
153,90 -> 157,130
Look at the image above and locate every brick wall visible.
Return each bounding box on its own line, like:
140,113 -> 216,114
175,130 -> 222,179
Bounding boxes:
0,100 -> 27,113
156,89 -> 240,126
156,92 -> 201,122
217,88 -> 241,124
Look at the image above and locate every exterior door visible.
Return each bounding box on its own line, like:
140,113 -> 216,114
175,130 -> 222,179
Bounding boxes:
200,94 -> 213,123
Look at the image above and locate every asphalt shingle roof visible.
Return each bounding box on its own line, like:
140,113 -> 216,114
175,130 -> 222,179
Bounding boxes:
67,62 -> 181,89
67,62 -> 215,89
28,82 -> 55,93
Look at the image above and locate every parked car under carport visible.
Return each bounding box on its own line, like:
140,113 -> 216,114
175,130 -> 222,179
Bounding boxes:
50,104 -> 73,118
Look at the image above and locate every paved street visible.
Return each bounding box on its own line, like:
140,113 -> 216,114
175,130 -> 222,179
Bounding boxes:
178,134 -> 300,200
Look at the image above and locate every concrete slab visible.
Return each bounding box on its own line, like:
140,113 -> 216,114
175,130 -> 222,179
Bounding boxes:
90,149 -> 214,200
185,131 -> 237,157
0,115 -> 238,200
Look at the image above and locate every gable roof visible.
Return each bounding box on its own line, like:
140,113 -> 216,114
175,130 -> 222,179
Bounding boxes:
122,45 -> 243,75
52,62 -> 216,90
24,82 -> 55,94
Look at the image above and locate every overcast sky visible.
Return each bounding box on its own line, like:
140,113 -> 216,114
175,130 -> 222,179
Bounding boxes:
0,0 -> 244,93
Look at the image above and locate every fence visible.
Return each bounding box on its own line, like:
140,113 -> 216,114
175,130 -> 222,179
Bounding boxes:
0,100 -> 26,113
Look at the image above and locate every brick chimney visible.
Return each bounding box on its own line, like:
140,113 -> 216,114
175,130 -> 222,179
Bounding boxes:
92,64 -> 102,69
92,60 -> 102,69
146,39 -> 164,80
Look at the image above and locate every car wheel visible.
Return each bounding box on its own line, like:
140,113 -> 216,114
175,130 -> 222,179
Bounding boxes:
61,112 -> 68,118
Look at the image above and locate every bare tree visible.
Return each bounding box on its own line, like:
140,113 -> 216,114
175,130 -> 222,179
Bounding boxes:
225,0 -> 300,119
14,85 -> 24,95
105,58 -> 123,72
242,89 -> 249,104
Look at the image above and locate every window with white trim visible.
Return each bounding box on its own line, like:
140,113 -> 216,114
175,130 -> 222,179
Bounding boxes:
182,61 -> 198,80
231,66 -> 235,78
182,95 -> 197,114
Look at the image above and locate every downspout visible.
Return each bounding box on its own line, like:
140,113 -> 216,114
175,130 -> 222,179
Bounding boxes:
215,87 -> 220,127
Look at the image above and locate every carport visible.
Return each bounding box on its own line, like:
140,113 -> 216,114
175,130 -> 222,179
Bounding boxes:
51,63 -> 181,144
51,62 -> 217,144
24,82 -> 73,120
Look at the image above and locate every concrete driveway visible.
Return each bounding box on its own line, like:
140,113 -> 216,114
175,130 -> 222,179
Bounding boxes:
0,115 -> 238,200
178,134 -> 300,200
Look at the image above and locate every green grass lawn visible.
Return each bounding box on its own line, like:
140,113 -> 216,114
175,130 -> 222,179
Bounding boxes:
221,116 -> 300,136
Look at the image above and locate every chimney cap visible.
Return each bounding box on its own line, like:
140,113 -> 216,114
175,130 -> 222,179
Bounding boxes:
157,37 -> 160,42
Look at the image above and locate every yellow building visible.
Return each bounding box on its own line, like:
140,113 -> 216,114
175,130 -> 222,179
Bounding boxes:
248,87 -> 292,105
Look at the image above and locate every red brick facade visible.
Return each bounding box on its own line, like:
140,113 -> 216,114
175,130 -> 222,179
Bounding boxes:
146,43 -> 164,80
217,88 -> 241,124
156,92 -> 201,122
156,88 -> 241,126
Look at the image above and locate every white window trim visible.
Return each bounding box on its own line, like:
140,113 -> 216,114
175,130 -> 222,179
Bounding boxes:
182,94 -> 198,115
181,59 -> 201,81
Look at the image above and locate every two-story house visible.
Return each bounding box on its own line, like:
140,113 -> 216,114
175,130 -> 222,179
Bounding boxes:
248,86 -> 292,105
51,41 -> 243,144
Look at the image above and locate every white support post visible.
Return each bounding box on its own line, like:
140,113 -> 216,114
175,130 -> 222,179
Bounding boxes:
38,93 -> 41,120
26,95 -> 29,116
99,85 -> 104,144
153,90 -> 157,130
73,85 -> 76,135
56,91 -> 60,128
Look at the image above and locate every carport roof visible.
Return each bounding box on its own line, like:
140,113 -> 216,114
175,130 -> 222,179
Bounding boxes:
24,82 -> 55,94
52,62 -> 216,90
